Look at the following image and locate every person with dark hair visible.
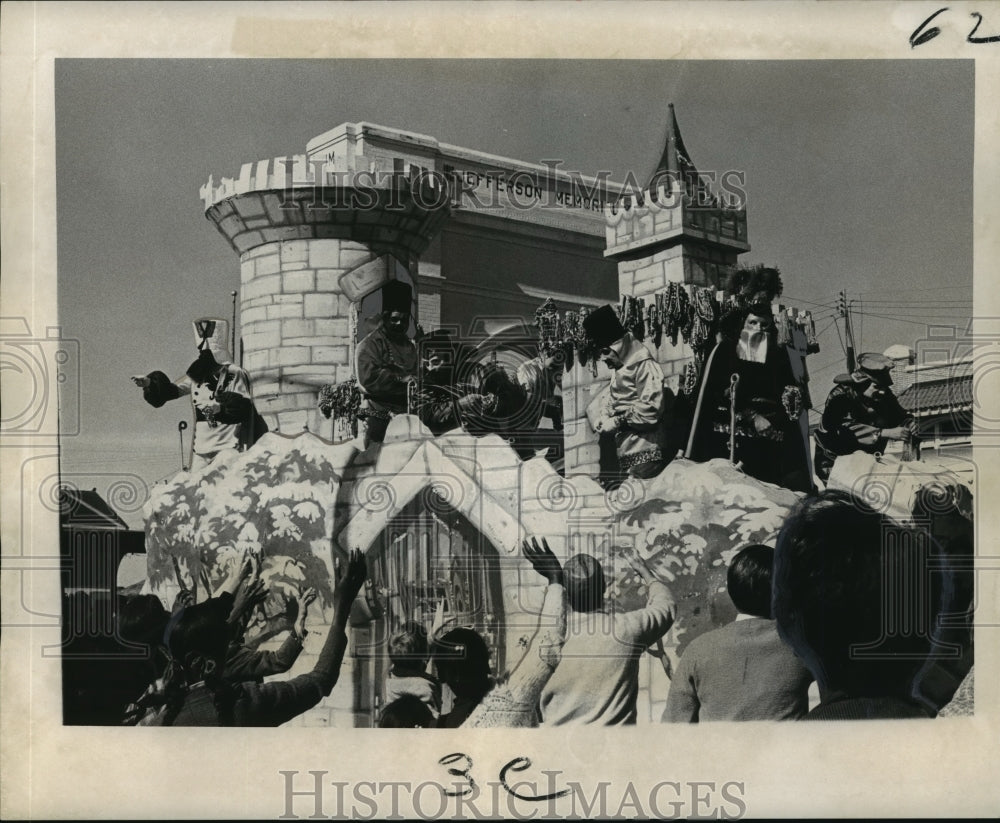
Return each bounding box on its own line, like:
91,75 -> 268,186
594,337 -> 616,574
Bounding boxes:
663,544 -> 813,722
119,594 -> 171,651
584,304 -> 672,480
378,695 -> 436,728
121,566 -> 316,724
772,490 -> 953,719
149,548 -> 367,727
813,352 -> 917,484
117,594 -> 173,725
356,280 -> 419,446
688,297 -> 811,492
433,537 -> 567,728
132,318 -> 267,471
384,621 -> 441,716
539,548 -> 675,725
432,627 -> 494,728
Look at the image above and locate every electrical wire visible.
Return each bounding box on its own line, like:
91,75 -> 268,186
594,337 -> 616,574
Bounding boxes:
850,307 -> 973,313
854,299 -> 973,305
853,310 -> 972,319
813,316 -> 838,339
859,285 -> 972,296
850,309 -> 971,327
832,315 -> 847,356
781,295 -> 838,309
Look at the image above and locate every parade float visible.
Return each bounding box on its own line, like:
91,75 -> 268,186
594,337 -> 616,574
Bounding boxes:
136,111 -> 974,726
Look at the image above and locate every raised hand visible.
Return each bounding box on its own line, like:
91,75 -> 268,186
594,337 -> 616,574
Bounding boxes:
429,598 -> 458,642
523,536 -> 562,585
293,587 -> 318,640
229,576 -> 267,626
131,375 -> 151,388
241,553 -> 260,584
620,546 -> 655,584
334,548 -> 368,604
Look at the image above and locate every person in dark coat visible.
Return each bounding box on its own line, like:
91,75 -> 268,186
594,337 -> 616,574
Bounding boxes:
411,330 -> 491,436
773,491 -> 959,720
132,318 -> 267,471
813,352 -> 917,484
688,302 -> 811,492
150,549 -> 366,727
355,280 -> 419,446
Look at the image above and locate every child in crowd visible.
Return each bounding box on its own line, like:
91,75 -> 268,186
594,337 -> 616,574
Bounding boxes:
384,622 -> 441,717
378,695 -> 436,728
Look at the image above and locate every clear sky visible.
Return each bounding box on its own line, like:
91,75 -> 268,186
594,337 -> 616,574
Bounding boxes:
54,59 -> 974,526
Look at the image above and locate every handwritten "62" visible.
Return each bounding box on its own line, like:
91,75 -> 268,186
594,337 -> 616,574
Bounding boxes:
911,7 -> 1000,47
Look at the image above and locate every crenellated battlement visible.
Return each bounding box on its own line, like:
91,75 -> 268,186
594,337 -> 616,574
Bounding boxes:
199,152 -> 449,212
604,178 -> 749,260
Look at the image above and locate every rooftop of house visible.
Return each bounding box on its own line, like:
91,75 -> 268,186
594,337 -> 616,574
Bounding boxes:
59,487 -> 130,530
896,360 -> 973,416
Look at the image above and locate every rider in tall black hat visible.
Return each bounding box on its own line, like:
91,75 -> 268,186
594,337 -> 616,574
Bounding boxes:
584,304 -> 672,480
355,280 -> 419,445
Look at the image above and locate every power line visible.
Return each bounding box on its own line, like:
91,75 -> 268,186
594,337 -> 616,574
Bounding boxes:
859,285 -> 972,295
854,298 -> 973,304
851,309 -> 970,327
809,357 -> 847,377
781,295 -> 838,309
859,308 -> 974,314
851,304 -> 973,309
853,311 -> 973,319
833,315 -> 847,357
814,316 -> 839,340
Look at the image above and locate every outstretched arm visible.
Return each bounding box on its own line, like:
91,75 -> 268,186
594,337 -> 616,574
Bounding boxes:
235,549 -> 367,726
622,549 -> 676,647
501,538 -> 566,695
132,371 -> 191,408
222,588 -> 315,683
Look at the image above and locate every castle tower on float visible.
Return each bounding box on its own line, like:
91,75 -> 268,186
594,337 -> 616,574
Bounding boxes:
200,131 -> 452,437
562,104 -> 751,477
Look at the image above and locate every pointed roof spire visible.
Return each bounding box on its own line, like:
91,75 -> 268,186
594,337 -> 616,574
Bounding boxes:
648,103 -> 699,189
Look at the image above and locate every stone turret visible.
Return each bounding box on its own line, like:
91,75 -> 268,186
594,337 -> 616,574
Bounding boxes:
563,105 -> 751,477
606,104 -> 749,302
200,142 -> 451,436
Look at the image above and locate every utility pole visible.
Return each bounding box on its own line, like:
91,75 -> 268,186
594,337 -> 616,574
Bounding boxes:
838,290 -> 857,372
231,290 -> 239,367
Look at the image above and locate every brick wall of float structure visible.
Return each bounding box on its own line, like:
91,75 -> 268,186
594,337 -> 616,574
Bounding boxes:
615,245 -> 736,395
561,359 -> 613,478
240,238 -> 374,438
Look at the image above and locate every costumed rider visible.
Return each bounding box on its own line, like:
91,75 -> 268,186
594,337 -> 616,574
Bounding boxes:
412,329 -> 493,436
355,280 -> 419,446
813,352 -> 918,485
131,318 -> 266,472
687,268 -> 811,493
584,304 -> 671,480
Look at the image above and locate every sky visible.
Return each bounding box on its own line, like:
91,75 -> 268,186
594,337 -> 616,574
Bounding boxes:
53,59 -> 974,527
